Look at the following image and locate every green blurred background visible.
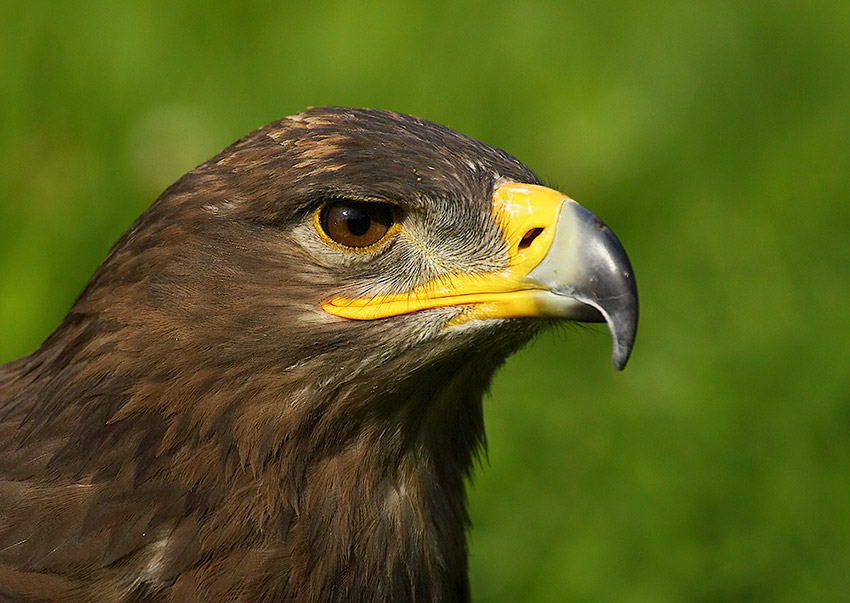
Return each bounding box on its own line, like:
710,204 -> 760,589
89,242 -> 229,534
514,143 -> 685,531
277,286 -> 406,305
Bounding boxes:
2,1 -> 849,600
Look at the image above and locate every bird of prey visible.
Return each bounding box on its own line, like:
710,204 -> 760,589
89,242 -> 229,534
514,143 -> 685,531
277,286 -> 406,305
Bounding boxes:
0,107 -> 637,602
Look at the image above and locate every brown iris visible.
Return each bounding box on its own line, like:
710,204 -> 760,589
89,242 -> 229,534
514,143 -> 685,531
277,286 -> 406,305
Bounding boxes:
319,201 -> 394,248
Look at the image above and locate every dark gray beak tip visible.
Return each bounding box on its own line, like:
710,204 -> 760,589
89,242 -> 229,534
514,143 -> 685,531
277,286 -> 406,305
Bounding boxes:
610,300 -> 638,371
603,263 -> 638,371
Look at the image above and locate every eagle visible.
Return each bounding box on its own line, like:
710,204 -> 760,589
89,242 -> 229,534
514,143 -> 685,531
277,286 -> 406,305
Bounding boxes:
0,107 -> 637,602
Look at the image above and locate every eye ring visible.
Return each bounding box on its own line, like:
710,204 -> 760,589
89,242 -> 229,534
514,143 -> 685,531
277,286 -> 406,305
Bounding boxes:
315,200 -> 398,249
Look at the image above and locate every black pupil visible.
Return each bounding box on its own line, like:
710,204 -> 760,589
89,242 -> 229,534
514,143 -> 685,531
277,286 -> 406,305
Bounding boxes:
342,207 -> 371,236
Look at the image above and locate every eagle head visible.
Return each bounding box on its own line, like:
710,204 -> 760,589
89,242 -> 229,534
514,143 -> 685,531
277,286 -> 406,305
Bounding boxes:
0,107 -> 637,602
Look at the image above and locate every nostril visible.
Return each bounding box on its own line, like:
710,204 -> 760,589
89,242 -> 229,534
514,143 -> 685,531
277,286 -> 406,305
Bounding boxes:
518,227 -> 544,251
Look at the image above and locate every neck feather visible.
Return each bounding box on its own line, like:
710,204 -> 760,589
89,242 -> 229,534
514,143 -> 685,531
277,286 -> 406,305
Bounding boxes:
2,326 -> 501,602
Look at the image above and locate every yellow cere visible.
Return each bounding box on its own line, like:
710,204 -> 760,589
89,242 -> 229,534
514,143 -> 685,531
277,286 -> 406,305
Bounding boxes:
322,183 -> 570,324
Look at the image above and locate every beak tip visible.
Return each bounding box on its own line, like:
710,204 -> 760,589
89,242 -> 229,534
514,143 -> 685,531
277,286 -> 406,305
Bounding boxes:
612,343 -> 631,371
608,305 -> 638,371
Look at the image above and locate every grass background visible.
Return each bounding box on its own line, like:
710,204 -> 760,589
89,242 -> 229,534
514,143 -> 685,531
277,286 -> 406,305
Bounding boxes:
2,1 -> 849,600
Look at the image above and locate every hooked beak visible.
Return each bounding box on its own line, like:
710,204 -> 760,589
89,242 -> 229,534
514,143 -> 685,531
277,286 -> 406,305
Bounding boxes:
525,199 -> 638,370
322,183 -> 638,370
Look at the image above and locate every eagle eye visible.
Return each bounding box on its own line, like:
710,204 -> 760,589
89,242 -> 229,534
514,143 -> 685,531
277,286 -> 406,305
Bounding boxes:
319,201 -> 394,248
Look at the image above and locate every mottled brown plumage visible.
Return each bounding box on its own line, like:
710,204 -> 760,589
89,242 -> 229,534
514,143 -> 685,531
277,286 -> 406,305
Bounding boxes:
0,107 -> 636,602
